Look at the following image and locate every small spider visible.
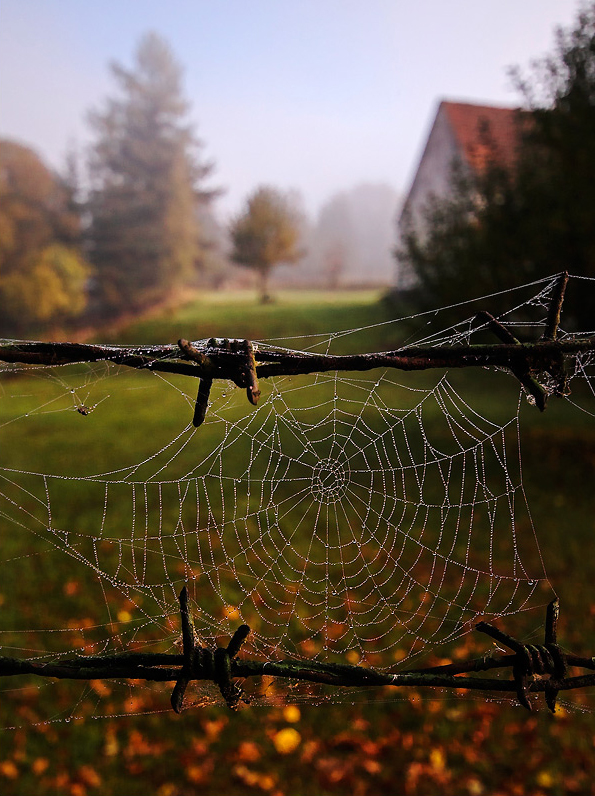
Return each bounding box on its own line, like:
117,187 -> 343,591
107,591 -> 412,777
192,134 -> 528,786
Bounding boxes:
72,391 -> 108,416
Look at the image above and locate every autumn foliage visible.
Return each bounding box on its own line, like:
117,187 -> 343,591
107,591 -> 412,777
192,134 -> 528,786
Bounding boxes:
0,141 -> 91,332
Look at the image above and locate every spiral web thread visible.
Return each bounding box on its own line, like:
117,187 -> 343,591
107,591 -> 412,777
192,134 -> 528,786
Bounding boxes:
0,274 -> 593,713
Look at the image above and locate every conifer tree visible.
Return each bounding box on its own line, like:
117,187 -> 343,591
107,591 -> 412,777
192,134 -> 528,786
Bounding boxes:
88,32 -> 215,315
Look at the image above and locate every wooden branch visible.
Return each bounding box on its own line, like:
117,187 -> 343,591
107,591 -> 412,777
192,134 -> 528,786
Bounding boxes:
2,337 -> 593,373
543,271 -> 569,341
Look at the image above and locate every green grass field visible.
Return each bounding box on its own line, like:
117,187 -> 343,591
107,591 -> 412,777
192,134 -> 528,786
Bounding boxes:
1,289 -> 594,796
101,288 -> 390,348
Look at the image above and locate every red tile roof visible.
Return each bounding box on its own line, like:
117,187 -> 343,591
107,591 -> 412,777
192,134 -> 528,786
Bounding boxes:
442,101 -> 523,174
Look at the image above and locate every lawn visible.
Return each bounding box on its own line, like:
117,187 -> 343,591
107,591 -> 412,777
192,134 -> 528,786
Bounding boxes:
1,288 -> 594,796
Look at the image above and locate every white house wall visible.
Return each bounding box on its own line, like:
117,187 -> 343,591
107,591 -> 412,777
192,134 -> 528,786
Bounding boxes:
403,104 -> 465,236
397,103 -> 465,287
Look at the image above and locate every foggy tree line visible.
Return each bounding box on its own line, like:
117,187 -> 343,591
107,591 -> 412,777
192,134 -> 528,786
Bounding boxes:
0,31 -> 399,333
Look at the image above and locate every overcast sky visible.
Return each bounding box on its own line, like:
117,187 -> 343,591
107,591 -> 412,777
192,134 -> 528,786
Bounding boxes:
0,0 -> 583,219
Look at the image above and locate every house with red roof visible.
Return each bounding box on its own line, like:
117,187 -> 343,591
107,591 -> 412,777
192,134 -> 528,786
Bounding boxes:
397,100 -> 522,286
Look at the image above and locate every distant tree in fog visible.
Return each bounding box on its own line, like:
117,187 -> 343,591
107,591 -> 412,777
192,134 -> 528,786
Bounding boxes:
230,186 -> 304,302
87,32 -> 217,317
308,183 -> 401,287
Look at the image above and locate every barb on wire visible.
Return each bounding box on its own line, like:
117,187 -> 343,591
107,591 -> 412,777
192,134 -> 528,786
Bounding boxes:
0,591 -> 593,713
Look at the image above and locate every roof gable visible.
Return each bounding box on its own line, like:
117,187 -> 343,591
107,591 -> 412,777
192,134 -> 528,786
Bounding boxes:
442,101 -> 522,174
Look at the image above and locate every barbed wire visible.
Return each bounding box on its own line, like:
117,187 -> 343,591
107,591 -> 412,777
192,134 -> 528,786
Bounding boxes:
1,588 -> 594,713
1,274 -> 593,423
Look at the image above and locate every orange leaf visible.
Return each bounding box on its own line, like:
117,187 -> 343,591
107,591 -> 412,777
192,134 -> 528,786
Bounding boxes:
237,741 -> 261,763
32,758 -> 49,776
0,760 -> 18,779
79,766 -> 102,788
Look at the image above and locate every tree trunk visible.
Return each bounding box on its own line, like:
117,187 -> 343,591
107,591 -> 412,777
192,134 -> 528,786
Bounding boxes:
258,267 -> 272,303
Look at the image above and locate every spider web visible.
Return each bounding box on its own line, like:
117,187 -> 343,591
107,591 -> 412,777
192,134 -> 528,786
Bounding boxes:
0,273 -> 593,717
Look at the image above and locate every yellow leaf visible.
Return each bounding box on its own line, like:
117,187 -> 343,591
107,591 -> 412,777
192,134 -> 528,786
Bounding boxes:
430,747 -> 446,772
282,705 -> 301,723
104,728 -> 119,758
466,778 -> 484,795
273,728 -> 301,754
537,771 -> 555,788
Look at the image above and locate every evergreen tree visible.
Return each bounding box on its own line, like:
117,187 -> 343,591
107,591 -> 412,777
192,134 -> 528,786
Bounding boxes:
87,32 -> 215,316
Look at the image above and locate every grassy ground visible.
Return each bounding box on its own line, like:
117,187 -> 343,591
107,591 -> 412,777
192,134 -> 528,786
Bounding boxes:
1,289 -> 594,796
99,289 -> 389,347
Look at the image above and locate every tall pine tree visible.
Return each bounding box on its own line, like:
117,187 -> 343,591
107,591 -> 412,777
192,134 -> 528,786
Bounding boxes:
88,32 -> 215,316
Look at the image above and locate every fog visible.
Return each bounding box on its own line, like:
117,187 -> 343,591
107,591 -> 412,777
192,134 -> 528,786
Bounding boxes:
0,1 -> 581,220
275,183 -> 402,288
0,1 -> 583,292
